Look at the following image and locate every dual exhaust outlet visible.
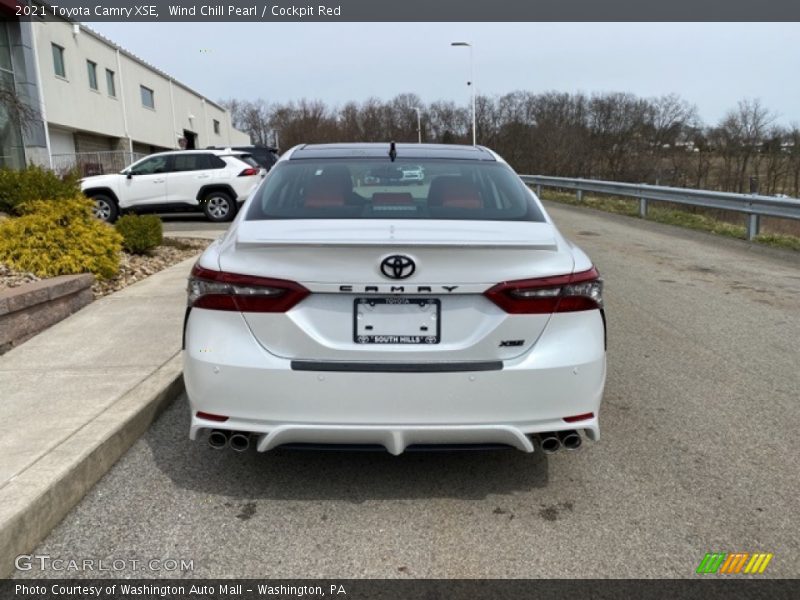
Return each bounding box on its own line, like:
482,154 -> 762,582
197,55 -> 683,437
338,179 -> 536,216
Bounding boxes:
208,429 -> 251,452
208,428 -> 582,454
536,430 -> 582,453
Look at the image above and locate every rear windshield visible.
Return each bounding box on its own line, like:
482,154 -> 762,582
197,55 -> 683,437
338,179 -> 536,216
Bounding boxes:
239,148 -> 278,169
246,159 -> 544,221
233,153 -> 260,168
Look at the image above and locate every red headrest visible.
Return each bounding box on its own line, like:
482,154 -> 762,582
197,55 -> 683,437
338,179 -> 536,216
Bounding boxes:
303,169 -> 352,208
429,177 -> 482,209
441,183 -> 482,209
304,189 -> 345,208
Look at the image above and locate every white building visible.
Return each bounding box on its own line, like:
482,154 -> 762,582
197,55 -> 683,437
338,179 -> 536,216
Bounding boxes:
0,7 -> 249,173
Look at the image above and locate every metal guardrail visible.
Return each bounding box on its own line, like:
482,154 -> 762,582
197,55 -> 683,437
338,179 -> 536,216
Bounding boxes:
521,175 -> 800,241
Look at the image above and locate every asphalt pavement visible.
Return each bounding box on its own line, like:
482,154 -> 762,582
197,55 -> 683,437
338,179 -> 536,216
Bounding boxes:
15,206 -> 800,579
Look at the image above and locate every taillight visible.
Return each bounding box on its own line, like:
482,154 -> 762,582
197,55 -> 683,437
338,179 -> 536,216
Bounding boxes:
196,411 -> 229,422
238,168 -> 260,177
484,267 -> 603,314
188,265 -> 309,312
564,412 -> 595,423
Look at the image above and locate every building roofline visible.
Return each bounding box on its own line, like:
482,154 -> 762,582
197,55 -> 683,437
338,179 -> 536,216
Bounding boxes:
37,8 -> 226,112
80,25 -> 226,111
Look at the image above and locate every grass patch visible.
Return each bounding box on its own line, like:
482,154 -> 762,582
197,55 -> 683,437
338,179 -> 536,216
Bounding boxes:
541,190 -> 639,217
538,188 -> 800,251
754,233 -> 800,252
646,207 -> 746,239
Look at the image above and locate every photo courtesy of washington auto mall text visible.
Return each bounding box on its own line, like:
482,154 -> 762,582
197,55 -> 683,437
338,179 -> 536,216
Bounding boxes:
13,583 -> 348,598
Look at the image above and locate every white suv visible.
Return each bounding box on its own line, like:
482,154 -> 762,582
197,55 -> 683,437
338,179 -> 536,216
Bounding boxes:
400,165 -> 425,183
81,149 -> 264,223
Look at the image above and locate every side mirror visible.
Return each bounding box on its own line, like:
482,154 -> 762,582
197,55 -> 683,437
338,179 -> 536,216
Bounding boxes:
126,171 -> 133,179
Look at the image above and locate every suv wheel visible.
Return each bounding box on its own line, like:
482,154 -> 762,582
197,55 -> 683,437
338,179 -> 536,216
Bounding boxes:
91,194 -> 119,223
203,191 -> 236,222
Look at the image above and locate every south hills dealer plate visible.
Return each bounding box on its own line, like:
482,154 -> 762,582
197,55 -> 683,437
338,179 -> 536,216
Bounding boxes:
354,298 -> 441,344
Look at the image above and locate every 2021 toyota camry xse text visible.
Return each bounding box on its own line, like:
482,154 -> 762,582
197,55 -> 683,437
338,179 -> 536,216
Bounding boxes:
183,143 -> 606,455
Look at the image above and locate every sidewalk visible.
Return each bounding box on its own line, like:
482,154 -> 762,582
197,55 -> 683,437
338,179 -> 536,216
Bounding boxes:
0,253 -> 198,577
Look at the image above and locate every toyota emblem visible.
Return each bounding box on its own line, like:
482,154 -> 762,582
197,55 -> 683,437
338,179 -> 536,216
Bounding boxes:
380,255 -> 416,280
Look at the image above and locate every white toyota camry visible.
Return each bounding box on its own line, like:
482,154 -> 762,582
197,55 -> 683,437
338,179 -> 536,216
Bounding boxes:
183,143 -> 606,455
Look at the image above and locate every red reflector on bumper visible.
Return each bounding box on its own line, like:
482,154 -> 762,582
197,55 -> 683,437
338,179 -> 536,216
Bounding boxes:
196,411 -> 229,422
564,412 -> 594,423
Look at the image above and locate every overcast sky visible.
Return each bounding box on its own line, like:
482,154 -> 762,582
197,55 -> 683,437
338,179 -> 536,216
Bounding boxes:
88,22 -> 800,126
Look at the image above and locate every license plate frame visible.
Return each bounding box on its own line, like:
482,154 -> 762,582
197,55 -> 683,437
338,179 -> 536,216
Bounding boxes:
353,297 -> 441,344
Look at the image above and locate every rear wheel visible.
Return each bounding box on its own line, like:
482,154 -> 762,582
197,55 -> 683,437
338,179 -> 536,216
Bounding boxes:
90,194 -> 119,223
203,191 -> 236,222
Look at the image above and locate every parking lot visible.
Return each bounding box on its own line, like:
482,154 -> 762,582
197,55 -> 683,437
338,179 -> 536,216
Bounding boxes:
160,214 -> 230,235
16,204 -> 800,579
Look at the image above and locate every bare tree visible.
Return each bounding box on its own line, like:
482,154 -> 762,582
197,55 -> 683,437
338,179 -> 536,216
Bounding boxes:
760,126 -> 789,195
218,98 -> 271,146
784,125 -> 800,197
587,92 -> 651,180
215,92 -> 797,197
645,94 -> 698,184
716,98 -> 775,192
0,85 -> 40,133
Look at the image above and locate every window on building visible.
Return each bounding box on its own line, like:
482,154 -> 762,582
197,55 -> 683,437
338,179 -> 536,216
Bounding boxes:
86,60 -> 98,90
106,69 -> 116,97
52,44 -> 65,78
0,24 -> 25,170
140,85 -> 155,109
0,20 -> 12,72
213,119 -> 220,135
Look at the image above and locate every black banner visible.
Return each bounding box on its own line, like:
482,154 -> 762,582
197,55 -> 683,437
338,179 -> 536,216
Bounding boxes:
7,0 -> 800,22
2,579 -> 800,600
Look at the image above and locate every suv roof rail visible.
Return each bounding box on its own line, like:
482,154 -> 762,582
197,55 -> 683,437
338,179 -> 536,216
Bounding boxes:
206,144 -> 278,151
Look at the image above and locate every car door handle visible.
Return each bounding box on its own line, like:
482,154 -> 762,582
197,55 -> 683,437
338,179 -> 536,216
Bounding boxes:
153,179 -> 165,184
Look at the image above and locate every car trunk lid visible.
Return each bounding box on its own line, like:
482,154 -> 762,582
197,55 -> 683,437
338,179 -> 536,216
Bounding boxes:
218,219 -> 573,362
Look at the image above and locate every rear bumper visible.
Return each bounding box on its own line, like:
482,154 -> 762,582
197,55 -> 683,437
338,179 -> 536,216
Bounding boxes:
183,309 -> 606,454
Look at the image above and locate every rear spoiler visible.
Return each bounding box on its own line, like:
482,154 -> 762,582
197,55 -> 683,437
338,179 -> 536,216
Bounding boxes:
235,238 -> 558,251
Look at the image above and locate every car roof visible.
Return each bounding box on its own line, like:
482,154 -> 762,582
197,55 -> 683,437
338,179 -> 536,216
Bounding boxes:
147,149 -> 249,157
207,145 -> 278,152
288,143 -> 496,161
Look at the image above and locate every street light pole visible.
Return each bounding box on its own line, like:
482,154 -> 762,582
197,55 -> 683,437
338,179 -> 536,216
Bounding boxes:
413,107 -> 422,143
451,41 -> 476,146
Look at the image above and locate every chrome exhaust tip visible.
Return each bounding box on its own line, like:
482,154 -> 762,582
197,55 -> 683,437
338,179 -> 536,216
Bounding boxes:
538,432 -> 562,454
229,432 -> 251,453
558,430 -> 582,450
208,429 -> 229,450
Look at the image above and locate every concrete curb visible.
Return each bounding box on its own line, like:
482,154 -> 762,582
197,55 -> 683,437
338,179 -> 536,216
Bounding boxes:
0,353 -> 184,578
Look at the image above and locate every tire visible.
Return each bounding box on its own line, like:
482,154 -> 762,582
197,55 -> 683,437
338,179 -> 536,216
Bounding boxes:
91,194 -> 119,223
203,191 -> 236,222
